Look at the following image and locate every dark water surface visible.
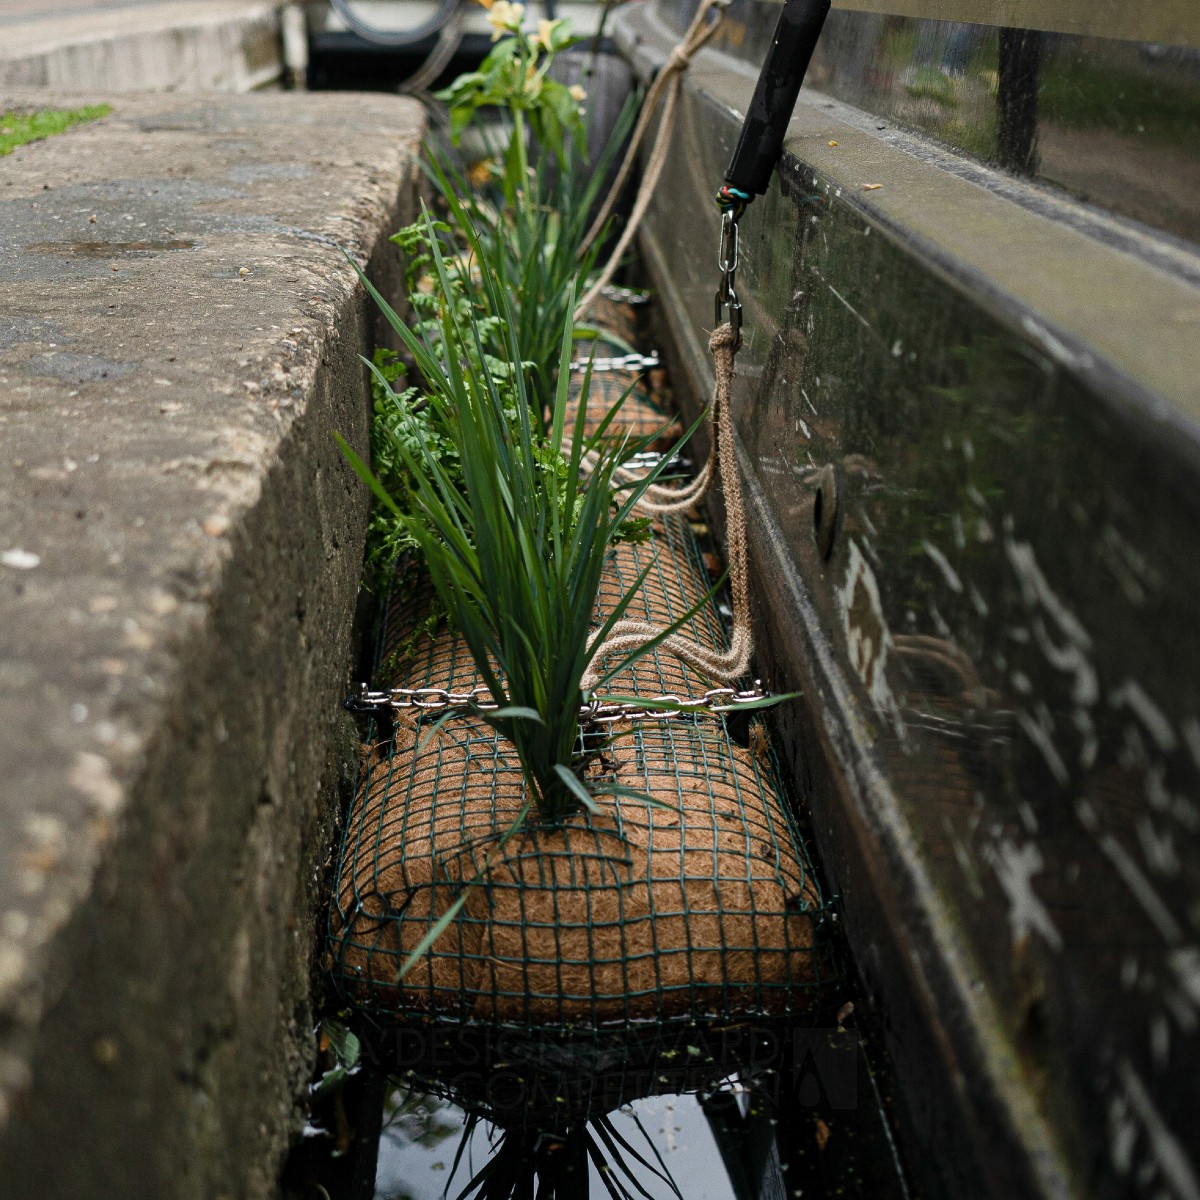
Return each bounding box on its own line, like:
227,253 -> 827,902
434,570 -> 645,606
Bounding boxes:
374,1089 -> 749,1200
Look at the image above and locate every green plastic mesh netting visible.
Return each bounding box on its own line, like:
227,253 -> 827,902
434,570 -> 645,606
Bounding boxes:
326,321 -> 839,1040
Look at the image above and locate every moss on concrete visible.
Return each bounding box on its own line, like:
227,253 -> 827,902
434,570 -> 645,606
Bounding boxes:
0,103 -> 109,156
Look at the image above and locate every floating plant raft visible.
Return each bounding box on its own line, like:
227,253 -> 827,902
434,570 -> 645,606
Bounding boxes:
327,326 -> 837,1032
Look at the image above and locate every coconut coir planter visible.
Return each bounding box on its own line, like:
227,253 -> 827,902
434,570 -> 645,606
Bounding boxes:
327,343 -> 839,1035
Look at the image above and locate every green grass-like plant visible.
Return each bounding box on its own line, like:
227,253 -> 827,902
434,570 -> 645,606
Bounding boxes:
340,208 -> 698,823
421,88 -> 638,425
427,6 -> 640,421
365,174 -> 651,577
0,104 -> 110,156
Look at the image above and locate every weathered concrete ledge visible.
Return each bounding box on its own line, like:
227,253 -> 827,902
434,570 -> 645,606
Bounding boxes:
0,1 -> 284,93
0,89 -> 423,1198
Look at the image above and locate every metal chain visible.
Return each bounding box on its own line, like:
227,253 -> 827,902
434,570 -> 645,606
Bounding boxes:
568,351 -> 661,374
585,684 -> 769,724
622,450 -> 670,470
345,681 -> 770,722
599,285 -> 653,306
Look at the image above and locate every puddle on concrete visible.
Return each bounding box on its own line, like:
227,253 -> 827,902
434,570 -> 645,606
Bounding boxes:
28,238 -> 196,256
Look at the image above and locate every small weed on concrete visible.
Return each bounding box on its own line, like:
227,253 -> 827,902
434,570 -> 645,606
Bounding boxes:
0,104 -> 110,156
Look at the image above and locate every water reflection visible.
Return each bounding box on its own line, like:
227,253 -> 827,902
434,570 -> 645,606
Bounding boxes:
367,1023 -> 790,1198
375,1090 -> 751,1200
357,1016 -> 898,1199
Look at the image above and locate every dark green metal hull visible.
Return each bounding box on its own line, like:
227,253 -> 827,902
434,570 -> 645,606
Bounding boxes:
614,3 -> 1200,1197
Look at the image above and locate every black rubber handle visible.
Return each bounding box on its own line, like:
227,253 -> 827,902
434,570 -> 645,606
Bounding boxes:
723,0 -> 831,198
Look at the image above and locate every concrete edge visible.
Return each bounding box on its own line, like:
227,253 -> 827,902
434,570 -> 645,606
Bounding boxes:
0,87 -> 425,1198
0,2 -> 284,93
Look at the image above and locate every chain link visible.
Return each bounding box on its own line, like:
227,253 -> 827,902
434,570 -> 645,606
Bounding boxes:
568,350 -> 661,374
599,285 -> 653,306
622,450 -> 669,471
584,685 -> 769,724
345,681 -> 769,722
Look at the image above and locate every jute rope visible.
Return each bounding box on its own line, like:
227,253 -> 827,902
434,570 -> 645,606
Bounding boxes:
582,322 -> 751,691
574,0 -> 726,321
568,439 -> 711,517
611,451 -> 712,516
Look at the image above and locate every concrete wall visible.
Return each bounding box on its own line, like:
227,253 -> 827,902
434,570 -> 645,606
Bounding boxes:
0,88 -> 423,1199
0,2 -> 285,93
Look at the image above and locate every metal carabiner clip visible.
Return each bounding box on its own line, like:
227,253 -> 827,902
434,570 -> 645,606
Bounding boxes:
714,276 -> 742,338
714,210 -> 743,336
717,208 -> 740,277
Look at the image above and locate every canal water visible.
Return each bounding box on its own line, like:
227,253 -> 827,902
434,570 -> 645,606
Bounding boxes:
374,1089 -> 755,1200
285,1006 -> 909,1198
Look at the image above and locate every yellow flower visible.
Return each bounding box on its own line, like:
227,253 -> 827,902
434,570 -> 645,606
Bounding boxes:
535,17 -> 562,49
474,0 -> 493,9
466,156 -> 498,188
486,0 -> 525,39
568,84 -> 587,102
